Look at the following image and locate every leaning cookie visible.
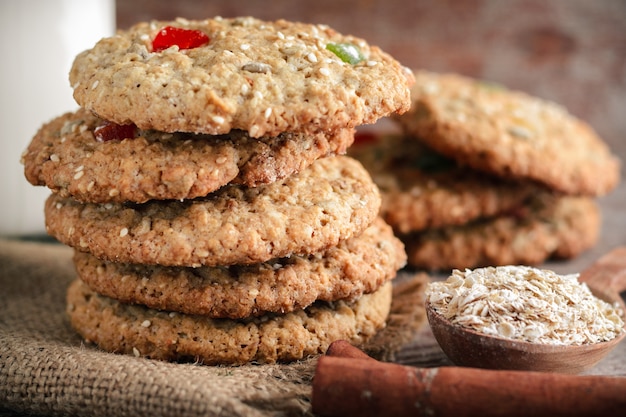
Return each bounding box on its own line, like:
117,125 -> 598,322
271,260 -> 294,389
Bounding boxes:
73,218 -> 406,318
22,108 -> 354,203
348,133 -> 538,234
45,156 -> 380,267
70,17 -> 414,138
394,70 -> 620,196
66,279 -> 392,365
403,195 -> 600,271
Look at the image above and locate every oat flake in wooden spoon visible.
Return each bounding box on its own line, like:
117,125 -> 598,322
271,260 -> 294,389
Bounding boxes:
426,247 -> 626,374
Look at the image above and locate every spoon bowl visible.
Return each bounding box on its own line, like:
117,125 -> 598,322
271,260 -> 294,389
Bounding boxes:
426,247 -> 626,374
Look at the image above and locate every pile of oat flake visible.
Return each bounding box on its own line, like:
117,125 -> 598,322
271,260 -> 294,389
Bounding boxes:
427,265 -> 624,345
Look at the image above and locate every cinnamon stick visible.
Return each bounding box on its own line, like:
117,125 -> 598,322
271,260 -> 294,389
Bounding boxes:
325,339 -> 375,360
313,343 -> 626,417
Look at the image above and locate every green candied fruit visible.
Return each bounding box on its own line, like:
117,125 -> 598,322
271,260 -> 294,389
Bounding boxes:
326,42 -> 365,65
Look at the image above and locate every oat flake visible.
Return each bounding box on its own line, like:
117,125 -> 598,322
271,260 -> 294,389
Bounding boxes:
426,265 -> 624,345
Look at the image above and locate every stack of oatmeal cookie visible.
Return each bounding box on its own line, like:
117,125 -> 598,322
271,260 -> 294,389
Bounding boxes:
22,17 -> 412,364
350,70 -> 620,271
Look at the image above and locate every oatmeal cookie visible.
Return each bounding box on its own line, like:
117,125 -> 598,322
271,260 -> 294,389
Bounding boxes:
403,195 -> 600,270
23,108 -> 354,203
70,17 -> 413,138
66,279 -> 392,365
394,70 -> 620,196
349,132 -> 539,234
73,218 -> 406,318
45,156 -> 380,267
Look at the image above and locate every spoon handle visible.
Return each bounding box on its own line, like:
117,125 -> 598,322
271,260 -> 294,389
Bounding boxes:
313,355 -> 626,417
579,247 -> 626,302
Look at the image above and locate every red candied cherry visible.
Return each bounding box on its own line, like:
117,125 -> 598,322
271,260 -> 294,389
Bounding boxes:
152,26 -> 210,52
353,131 -> 378,145
94,121 -> 137,142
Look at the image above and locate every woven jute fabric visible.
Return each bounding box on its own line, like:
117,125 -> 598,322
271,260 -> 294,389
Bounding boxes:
0,238 -> 427,417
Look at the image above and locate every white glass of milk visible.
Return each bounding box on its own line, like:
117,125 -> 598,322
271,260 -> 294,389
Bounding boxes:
0,0 -> 115,236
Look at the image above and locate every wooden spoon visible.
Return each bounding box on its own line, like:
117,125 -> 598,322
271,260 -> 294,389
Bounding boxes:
426,247 -> 626,374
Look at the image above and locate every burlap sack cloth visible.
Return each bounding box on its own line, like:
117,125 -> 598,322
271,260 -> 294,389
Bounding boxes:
0,238 -> 428,417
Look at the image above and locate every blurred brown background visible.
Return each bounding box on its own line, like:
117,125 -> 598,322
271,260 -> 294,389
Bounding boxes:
117,0 -> 625,156
116,0 -> 626,272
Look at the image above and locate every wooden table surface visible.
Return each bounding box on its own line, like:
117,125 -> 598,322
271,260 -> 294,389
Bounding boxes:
116,0 -> 626,375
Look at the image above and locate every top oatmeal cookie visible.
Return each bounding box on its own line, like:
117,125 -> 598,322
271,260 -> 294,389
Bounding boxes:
70,17 -> 414,137
394,70 -> 621,196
